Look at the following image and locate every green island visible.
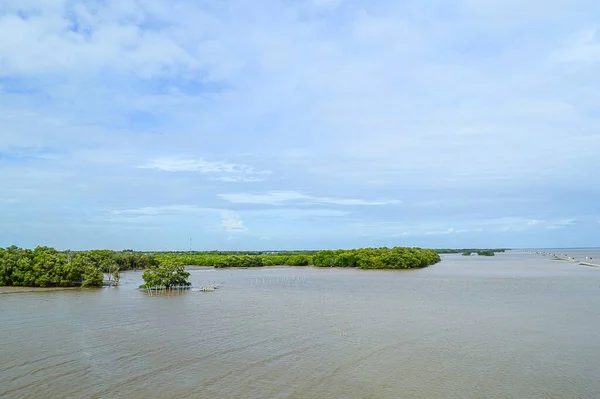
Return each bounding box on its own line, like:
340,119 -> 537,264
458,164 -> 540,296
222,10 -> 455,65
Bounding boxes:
0,246 -> 506,288
462,250 -> 496,256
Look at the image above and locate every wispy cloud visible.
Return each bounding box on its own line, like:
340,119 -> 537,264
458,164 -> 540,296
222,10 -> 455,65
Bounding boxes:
139,157 -> 270,182
111,205 -> 211,216
140,158 -> 247,173
109,205 -> 249,234
218,190 -> 400,206
351,217 -> 581,239
246,208 -> 349,220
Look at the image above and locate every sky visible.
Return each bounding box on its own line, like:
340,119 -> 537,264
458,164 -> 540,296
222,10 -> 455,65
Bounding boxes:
1,0 -> 599,251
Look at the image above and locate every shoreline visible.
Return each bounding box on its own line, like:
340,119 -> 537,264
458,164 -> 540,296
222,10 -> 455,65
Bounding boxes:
0,286 -> 81,294
183,265 -> 426,272
184,265 -> 310,270
529,251 -> 600,268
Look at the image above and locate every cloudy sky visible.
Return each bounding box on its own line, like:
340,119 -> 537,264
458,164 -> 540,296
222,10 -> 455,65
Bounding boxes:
1,0 -> 599,250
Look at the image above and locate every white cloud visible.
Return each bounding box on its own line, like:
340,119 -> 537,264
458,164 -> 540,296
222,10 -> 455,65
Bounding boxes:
139,157 -> 270,182
109,205 -> 248,234
0,1 -> 202,77
322,198 -> 400,206
220,210 -> 246,233
218,191 -> 308,205
246,208 -> 349,220
350,216 -> 580,239
218,190 -> 399,206
111,205 -> 214,216
216,176 -> 266,183
546,218 -> 576,229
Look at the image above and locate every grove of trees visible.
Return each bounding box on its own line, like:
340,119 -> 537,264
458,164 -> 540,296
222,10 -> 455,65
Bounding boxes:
153,253 -> 312,268
139,261 -> 191,290
0,246 -> 159,287
462,250 -> 496,256
312,247 -> 441,269
2,245 -> 510,288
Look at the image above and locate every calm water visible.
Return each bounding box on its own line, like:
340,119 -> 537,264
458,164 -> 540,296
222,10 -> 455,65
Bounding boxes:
2,251 -> 600,398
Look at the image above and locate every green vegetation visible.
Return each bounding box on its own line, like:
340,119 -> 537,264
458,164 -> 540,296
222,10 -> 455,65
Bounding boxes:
6,244 -> 511,288
154,248 -> 438,269
139,261 -> 191,289
313,247 -> 440,269
462,250 -> 495,256
153,252 -> 312,268
0,246 -> 159,288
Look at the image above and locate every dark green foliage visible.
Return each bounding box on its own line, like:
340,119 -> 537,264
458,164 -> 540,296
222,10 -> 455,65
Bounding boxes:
139,262 -> 191,289
1,245 -> 446,288
154,253 -> 313,267
0,246 -> 160,287
462,252 -> 473,256
475,250 -> 495,256
283,255 -> 311,266
82,264 -> 104,287
214,255 -> 264,268
313,247 -> 440,269
155,248 -> 439,269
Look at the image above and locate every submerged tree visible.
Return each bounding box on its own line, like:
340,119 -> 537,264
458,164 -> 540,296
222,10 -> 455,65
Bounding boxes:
100,257 -> 120,286
139,261 -> 191,290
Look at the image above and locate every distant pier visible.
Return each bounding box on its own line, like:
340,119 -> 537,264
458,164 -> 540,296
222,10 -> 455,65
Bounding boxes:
527,250 -> 600,268
580,261 -> 600,268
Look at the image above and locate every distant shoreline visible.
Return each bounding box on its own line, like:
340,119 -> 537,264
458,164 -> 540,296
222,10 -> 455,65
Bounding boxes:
184,265 -> 311,270
528,250 -> 600,268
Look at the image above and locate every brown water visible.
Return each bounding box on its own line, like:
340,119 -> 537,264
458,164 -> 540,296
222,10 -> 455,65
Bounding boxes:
1,251 -> 600,398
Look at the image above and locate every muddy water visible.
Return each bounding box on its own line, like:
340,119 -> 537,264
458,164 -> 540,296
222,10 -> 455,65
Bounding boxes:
1,251 -> 599,398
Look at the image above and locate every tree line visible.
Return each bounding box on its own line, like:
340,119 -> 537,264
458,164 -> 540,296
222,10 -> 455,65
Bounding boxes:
312,247 -> 441,269
154,253 -> 312,268
3,245 -> 511,287
153,248 -> 442,269
0,246 -> 158,287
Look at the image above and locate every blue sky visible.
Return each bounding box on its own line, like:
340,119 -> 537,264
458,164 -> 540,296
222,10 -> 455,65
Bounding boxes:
1,0 -> 599,250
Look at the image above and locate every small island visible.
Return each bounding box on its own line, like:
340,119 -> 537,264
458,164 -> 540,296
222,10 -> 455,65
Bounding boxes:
462,250 -> 496,257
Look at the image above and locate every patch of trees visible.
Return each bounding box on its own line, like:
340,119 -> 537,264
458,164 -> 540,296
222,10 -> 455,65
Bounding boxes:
462,250 -> 496,256
139,261 -> 191,290
0,246 -> 159,288
154,253 -> 312,268
313,247 -> 441,269
0,246 -> 103,287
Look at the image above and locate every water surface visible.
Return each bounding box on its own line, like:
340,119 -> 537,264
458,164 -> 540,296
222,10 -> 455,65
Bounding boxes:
2,251 -> 599,398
